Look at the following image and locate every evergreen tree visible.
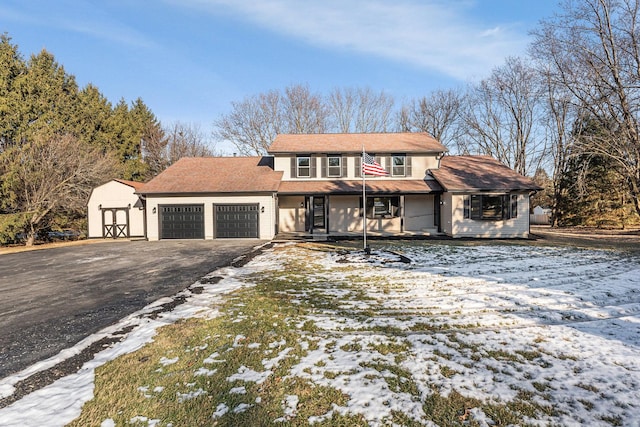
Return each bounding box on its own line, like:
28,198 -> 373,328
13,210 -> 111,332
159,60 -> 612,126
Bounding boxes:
0,34 -> 26,150
11,49 -> 79,143
74,84 -> 113,149
0,34 -> 163,244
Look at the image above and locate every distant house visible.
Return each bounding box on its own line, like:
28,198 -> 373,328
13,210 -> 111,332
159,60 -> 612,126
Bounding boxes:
530,206 -> 552,225
128,133 -> 541,240
87,179 -> 146,239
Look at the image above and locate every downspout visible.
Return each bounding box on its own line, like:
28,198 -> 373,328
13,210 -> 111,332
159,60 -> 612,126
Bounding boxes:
140,195 -> 148,240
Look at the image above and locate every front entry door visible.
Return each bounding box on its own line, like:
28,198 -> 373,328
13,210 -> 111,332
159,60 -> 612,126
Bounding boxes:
305,196 -> 326,233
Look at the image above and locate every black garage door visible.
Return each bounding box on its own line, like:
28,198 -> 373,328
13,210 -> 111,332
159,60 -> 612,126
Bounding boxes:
215,204 -> 259,238
160,205 -> 204,239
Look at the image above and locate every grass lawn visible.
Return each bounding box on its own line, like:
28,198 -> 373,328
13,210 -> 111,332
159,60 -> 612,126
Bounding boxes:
69,241 -> 640,426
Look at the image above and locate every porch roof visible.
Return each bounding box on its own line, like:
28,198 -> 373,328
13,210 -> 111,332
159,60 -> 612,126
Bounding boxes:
277,179 -> 443,195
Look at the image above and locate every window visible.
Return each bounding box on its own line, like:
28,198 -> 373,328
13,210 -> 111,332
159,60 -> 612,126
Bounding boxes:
510,194 -> 518,218
327,156 -> 341,177
363,196 -> 400,218
464,195 -> 470,219
297,156 -> 310,177
466,194 -> 517,220
392,155 -> 406,176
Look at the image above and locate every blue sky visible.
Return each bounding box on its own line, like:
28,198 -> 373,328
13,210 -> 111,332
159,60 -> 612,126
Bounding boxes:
2,0 -> 558,150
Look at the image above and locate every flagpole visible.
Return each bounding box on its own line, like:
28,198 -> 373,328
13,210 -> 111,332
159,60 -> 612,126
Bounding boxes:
362,145 -> 367,252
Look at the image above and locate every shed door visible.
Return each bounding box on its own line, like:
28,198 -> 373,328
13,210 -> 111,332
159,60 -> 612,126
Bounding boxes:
215,204 -> 259,238
102,208 -> 130,238
159,205 -> 204,239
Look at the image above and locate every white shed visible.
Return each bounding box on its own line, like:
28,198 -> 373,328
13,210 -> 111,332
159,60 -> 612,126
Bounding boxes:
87,179 -> 146,239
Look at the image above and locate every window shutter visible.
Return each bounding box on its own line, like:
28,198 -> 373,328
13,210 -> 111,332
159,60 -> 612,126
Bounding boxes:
310,155 -> 317,178
321,156 -> 327,178
383,156 -> 391,174
470,195 -> 481,219
291,157 -> 296,178
406,156 -> 412,177
510,194 -> 518,219
463,196 -> 470,219
342,156 -> 348,177
355,157 -> 362,178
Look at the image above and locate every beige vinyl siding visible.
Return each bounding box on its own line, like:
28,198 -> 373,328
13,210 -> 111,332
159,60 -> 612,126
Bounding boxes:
145,194 -> 276,240
405,155 -> 440,179
276,154 -> 442,181
447,193 -> 531,238
328,196 -> 361,232
87,180 -> 145,238
274,156 -> 293,179
404,195 -> 437,232
440,193 -> 454,236
278,196 -> 306,232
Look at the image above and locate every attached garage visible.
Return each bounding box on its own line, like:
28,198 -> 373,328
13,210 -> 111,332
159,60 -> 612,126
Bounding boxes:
215,204 -> 259,238
137,157 -> 283,241
159,204 -> 204,239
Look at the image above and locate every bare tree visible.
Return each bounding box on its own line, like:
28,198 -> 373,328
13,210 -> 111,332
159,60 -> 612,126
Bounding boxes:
538,64 -> 590,226
403,88 -> 465,152
327,87 -> 395,133
214,89 -> 284,155
531,0 -> 640,216
462,57 -> 546,176
282,84 -> 328,134
141,121 -> 169,178
143,122 -> 217,177
0,132 -> 117,245
165,122 -> 216,162
214,84 -> 329,155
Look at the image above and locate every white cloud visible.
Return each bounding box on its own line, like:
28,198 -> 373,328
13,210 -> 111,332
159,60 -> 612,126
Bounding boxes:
1,2 -> 157,50
173,0 -> 529,81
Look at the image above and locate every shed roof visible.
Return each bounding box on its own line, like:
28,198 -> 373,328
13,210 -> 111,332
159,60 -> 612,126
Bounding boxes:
268,132 -> 448,154
137,157 -> 283,194
430,155 -> 541,192
114,179 -> 146,191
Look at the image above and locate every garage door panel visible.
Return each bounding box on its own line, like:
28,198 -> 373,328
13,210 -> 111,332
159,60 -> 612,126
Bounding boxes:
215,204 -> 259,238
160,205 -> 204,239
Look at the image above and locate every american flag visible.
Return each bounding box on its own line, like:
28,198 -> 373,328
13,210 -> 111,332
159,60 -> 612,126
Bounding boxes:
362,152 -> 388,176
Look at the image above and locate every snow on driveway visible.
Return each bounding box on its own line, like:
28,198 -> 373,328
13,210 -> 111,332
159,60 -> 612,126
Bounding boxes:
1,242 -> 639,426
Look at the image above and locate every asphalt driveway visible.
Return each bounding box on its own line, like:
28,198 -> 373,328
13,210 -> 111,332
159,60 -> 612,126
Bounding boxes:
0,239 -> 263,379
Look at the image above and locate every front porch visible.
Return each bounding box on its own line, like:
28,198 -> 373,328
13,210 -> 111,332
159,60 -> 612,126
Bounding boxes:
277,193 -> 441,237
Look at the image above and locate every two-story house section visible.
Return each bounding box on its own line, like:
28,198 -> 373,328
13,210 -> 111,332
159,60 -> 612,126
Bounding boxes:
127,132 -> 541,241
268,132 -> 448,236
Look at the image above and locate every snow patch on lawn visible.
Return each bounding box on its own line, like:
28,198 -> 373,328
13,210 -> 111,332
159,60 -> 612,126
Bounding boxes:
2,243 -> 640,426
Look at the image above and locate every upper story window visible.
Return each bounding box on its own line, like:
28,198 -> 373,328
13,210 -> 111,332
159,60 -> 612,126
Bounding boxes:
327,156 -> 341,177
392,155 -> 406,176
297,156 -> 310,177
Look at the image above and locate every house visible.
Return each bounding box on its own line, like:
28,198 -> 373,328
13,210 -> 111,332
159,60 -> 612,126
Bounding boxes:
531,206 -> 552,225
87,179 -> 146,239
129,132 -> 541,240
